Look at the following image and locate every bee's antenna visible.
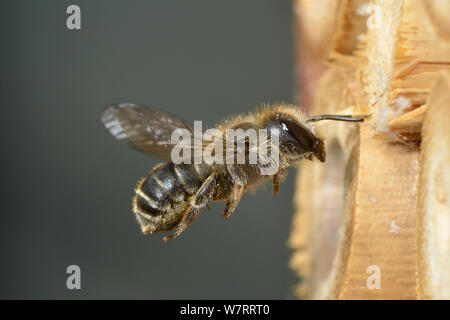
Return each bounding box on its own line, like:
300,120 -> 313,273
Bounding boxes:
306,115 -> 364,123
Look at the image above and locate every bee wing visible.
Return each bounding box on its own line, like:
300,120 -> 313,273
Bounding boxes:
101,103 -> 195,161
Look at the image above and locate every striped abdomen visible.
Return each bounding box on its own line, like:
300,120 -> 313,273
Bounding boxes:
132,163 -> 214,234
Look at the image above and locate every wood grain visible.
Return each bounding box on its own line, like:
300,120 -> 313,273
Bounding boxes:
289,0 -> 450,299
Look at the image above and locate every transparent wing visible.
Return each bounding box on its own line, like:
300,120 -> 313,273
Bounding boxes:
101,103 -> 195,161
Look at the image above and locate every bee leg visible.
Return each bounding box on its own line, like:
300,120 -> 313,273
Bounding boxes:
223,185 -> 245,219
272,168 -> 288,195
193,173 -> 217,208
162,173 -> 217,243
162,206 -> 200,243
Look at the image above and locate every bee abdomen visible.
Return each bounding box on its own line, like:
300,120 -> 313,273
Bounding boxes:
133,194 -> 162,217
135,164 -> 182,211
132,163 -> 209,234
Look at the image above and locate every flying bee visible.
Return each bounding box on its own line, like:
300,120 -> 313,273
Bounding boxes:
101,103 -> 363,242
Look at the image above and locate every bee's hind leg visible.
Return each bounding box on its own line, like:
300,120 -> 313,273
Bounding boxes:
223,185 -> 244,219
162,206 -> 200,243
162,173 -> 217,243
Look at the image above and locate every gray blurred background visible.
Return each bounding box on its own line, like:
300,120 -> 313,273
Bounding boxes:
0,0 -> 297,299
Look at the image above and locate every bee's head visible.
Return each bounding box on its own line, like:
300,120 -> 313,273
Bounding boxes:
265,117 -> 326,163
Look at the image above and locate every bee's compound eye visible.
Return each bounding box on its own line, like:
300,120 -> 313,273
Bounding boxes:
281,120 -> 315,151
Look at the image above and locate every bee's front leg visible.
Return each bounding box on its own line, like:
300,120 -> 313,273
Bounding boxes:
223,185 -> 245,219
272,168 -> 288,195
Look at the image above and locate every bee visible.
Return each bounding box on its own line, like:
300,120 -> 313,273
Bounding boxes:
101,103 -> 363,242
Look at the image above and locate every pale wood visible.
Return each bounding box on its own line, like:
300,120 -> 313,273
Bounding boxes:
416,73 -> 450,299
289,0 -> 450,299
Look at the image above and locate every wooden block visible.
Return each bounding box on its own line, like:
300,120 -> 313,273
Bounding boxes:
417,73 -> 450,299
289,0 -> 450,299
